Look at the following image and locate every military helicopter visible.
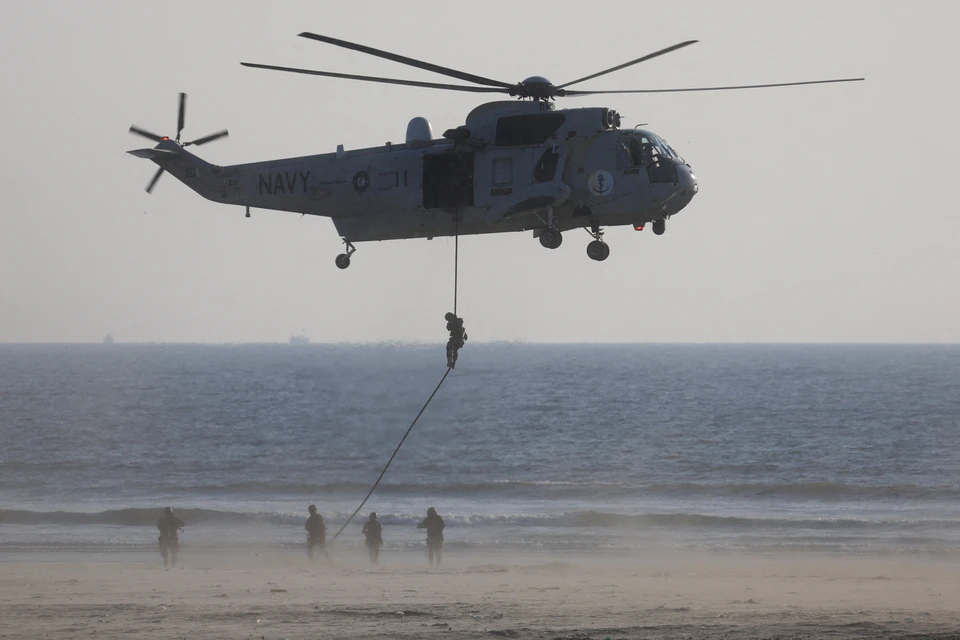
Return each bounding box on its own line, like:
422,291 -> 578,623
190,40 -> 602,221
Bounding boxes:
127,33 -> 862,269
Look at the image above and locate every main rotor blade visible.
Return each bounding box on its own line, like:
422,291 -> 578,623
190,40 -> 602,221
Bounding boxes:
177,93 -> 186,141
184,129 -> 229,146
556,40 -> 699,89
241,62 -> 510,94
297,32 -> 514,89
561,77 -> 865,96
145,167 -> 164,194
129,126 -> 165,143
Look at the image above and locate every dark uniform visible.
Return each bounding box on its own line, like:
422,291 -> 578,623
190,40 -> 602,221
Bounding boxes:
362,512 -> 383,564
156,507 -> 184,569
305,504 -> 328,561
445,313 -> 467,369
417,507 -> 445,567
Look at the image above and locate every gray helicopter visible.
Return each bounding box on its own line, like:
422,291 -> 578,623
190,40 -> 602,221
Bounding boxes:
128,34 -> 862,269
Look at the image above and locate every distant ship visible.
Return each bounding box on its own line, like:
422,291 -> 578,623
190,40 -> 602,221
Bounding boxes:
102,334 -> 114,345
289,334 -> 309,345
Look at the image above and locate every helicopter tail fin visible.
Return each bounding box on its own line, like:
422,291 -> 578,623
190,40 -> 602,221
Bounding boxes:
127,141 -> 219,196
127,148 -> 181,160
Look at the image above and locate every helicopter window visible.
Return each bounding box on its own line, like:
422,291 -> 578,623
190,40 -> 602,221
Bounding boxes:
618,135 -> 657,168
492,158 -> 513,186
533,148 -> 560,182
618,141 -> 631,167
495,113 -> 566,146
665,143 -> 684,163
629,139 -> 645,165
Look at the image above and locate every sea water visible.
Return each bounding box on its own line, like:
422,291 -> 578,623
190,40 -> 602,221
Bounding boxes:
1,344 -> 958,556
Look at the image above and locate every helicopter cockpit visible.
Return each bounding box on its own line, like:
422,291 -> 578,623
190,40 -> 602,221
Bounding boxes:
617,130 -> 684,184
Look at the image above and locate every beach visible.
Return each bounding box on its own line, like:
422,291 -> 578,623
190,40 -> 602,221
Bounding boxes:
3,344 -> 960,638
3,548 -> 959,639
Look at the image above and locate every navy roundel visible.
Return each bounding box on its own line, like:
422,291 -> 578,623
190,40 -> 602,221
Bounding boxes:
352,171 -> 370,193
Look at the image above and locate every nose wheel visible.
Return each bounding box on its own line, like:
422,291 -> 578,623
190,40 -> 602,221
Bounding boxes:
335,240 -> 356,269
652,218 -> 666,236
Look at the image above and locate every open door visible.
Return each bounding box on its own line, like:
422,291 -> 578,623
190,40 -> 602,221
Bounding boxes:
423,152 -> 475,209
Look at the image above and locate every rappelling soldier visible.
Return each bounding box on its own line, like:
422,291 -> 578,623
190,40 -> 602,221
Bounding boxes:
157,506 -> 184,569
362,512 -> 383,564
305,504 -> 329,561
445,312 -> 467,369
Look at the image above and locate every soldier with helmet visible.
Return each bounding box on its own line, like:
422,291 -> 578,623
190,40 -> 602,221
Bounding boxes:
444,313 -> 467,369
416,507 -> 445,567
304,504 -> 328,561
156,506 -> 184,569
361,512 -> 383,564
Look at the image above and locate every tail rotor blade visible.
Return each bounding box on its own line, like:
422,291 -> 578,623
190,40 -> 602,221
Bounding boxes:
177,93 -> 186,142
145,167 -> 164,194
183,129 -> 229,147
129,125 -> 165,143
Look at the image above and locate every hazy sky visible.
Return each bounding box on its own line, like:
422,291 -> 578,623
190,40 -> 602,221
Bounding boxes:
1,1 -> 957,343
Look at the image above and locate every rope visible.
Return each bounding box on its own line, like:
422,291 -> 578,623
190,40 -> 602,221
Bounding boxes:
331,366 -> 451,541
330,219 -> 462,542
453,213 -> 459,316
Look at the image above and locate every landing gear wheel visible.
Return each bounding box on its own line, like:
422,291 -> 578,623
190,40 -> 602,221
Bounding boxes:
335,239 -> 356,270
587,240 -> 610,261
539,228 -> 563,249
652,219 -> 666,236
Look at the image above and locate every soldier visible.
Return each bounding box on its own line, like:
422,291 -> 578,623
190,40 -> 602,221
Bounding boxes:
416,507 -> 445,567
444,312 -> 468,369
361,512 -> 383,564
304,504 -> 328,561
156,506 -> 184,569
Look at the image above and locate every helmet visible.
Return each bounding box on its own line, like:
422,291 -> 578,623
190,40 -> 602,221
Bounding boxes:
444,312 -> 455,321
427,507 -> 437,516
308,504 -> 317,513
369,512 -> 377,520
164,507 -> 173,516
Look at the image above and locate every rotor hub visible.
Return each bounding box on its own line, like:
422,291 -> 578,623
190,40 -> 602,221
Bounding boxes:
513,76 -> 559,101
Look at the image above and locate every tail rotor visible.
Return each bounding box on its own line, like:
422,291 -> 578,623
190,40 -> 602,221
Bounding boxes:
128,93 -> 229,193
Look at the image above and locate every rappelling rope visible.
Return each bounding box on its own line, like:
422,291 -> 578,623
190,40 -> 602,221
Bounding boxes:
453,212 -> 460,315
330,366 -> 451,541
331,218 -> 461,541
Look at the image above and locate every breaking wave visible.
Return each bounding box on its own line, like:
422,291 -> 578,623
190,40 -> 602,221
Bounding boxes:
3,507 -> 958,533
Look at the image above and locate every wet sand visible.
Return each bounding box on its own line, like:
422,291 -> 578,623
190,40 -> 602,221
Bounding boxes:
2,549 -> 959,639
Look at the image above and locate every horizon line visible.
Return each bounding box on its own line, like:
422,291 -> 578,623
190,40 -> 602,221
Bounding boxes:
2,341 -> 959,347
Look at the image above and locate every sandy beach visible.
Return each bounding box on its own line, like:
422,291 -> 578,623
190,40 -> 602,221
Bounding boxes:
2,548 -> 959,639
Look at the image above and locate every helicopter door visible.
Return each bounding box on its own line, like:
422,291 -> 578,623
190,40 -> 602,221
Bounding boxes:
423,152 -> 475,209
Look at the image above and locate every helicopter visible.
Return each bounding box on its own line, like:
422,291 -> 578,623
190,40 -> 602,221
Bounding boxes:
127,33 -> 862,269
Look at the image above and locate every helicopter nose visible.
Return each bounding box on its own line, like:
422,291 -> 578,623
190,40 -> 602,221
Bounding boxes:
677,162 -> 697,197
662,162 -> 697,216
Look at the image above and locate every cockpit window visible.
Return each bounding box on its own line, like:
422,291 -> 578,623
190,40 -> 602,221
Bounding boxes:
618,132 -> 661,168
661,140 -> 684,163
619,130 -> 679,183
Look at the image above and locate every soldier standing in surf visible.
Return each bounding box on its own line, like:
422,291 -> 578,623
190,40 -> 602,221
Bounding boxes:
362,512 -> 383,564
305,504 -> 328,561
156,507 -> 184,569
417,507 -> 445,567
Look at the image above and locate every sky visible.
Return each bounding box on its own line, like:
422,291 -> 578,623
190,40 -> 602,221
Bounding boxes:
0,1 -> 957,343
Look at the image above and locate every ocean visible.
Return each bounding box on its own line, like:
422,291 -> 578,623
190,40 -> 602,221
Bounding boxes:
1,344 -> 959,557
